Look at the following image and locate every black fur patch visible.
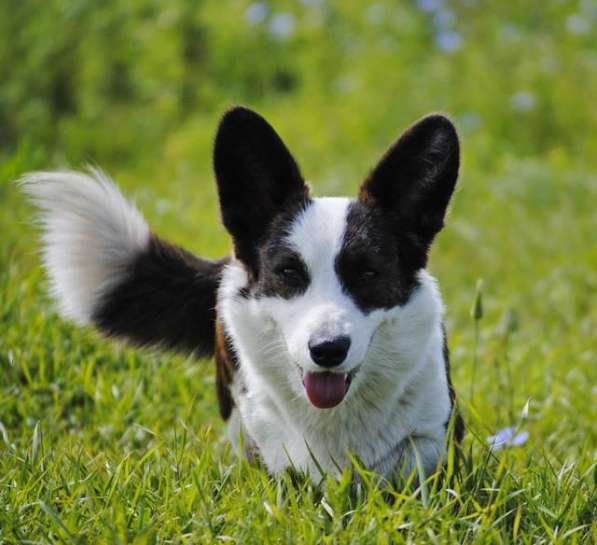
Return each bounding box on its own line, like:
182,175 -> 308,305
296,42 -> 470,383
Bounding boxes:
253,201 -> 312,299
257,244 -> 310,299
213,106 -> 310,278
93,235 -> 227,357
336,200 -> 421,313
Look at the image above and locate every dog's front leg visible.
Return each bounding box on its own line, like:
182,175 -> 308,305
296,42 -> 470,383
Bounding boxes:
371,432 -> 445,486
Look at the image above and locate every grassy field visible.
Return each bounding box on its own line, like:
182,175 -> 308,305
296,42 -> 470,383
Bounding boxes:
1,1 -> 596,543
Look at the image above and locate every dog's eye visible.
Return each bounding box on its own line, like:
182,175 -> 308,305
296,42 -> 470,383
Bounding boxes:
359,269 -> 379,280
354,262 -> 379,280
276,265 -> 305,285
360,269 -> 379,279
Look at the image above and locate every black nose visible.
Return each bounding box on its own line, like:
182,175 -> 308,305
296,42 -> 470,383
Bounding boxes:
308,336 -> 351,367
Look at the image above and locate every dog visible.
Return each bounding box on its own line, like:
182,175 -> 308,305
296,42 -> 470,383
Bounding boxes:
21,106 -> 464,483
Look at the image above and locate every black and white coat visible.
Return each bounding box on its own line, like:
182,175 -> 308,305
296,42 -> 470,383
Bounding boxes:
22,107 -> 464,482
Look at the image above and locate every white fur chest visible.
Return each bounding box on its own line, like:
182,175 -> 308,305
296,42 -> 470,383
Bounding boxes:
218,262 -> 452,479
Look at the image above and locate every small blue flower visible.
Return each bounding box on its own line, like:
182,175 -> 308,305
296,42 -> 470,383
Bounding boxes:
433,9 -> 455,29
269,13 -> 295,39
416,0 -> 444,14
436,30 -> 462,52
511,91 -> 536,113
487,426 -> 529,451
246,3 -> 268,25
566,14 -> 591,35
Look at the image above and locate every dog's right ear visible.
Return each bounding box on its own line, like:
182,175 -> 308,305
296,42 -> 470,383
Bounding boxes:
214,106 -> 309,276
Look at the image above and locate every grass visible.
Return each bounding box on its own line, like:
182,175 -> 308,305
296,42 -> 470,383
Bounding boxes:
1,1 -> 596,543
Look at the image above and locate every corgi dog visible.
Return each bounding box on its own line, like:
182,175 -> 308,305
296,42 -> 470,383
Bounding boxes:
22,107 -> 463,483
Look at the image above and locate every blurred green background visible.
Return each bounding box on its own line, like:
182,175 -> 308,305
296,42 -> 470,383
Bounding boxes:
2,0 -> 596,451
0,1 -> 596,541
2,0 -> 597,451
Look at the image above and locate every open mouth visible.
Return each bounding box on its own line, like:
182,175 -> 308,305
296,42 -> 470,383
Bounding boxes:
301,370 -> 355,409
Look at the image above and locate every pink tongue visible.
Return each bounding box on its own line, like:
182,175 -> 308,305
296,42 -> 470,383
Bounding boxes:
303,372 -> 348,409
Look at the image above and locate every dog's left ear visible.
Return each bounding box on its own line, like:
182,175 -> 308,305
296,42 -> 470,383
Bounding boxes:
359,114 -> 459,248
214,106 -> 308,275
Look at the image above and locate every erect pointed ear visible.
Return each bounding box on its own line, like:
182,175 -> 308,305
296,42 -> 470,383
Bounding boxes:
359,114 -> 459,248
213,106 -> 309,275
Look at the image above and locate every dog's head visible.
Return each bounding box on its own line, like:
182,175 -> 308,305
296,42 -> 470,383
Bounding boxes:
214,107 -> 459,410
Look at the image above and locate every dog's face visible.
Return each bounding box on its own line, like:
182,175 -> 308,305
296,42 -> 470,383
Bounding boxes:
214,107 -> 459,410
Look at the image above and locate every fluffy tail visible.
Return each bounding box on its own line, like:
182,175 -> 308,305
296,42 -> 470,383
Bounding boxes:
20,168 -> 226,357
